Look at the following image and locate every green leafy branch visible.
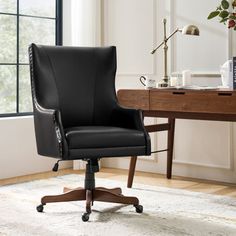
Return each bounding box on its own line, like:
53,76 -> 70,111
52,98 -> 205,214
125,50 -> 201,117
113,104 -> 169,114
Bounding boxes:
208,0 -> 236,30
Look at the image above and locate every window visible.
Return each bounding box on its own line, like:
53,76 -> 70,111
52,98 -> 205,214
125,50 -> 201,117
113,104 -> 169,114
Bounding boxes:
0,0 -> 62,116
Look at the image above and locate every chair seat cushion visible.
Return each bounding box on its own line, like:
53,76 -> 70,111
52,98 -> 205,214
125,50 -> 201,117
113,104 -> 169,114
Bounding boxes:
65,126 -> 146,149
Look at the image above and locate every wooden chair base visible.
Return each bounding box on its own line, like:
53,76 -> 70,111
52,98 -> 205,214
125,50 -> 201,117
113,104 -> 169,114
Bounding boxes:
36,161 -> 143,221
37,186 -> 143,221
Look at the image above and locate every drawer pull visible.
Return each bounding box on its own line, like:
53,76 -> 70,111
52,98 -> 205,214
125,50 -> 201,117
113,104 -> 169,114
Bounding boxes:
172,91 -> 185,95
218,92 -> 232,96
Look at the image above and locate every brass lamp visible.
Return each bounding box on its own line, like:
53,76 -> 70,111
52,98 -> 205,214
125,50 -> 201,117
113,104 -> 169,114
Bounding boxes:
151,18 -> 200,87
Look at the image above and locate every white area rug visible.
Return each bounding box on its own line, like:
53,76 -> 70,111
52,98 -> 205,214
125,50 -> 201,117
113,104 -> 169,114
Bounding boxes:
0,174 -> 236,236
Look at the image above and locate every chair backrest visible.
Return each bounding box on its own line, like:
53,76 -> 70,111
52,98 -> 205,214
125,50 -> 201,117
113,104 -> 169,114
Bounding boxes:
29,44 -> 117,128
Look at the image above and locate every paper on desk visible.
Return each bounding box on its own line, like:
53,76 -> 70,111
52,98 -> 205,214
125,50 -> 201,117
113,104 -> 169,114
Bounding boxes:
175,85 -> 218,90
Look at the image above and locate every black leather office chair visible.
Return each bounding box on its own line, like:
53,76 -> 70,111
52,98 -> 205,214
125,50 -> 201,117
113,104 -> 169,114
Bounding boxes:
29,44 -> 151,221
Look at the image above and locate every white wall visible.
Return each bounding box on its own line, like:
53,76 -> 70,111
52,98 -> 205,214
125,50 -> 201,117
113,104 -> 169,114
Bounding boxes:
0,117 -> 72,179
171,0 -> 228,72
101,0 -> 236,183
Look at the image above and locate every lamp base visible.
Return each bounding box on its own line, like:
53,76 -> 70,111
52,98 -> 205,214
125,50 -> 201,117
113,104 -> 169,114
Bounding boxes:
157,78 -> 169,88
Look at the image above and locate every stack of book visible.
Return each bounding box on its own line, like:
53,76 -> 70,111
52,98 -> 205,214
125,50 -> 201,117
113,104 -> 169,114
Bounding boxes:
225,57 -> 236,89
234,57 -> 236,89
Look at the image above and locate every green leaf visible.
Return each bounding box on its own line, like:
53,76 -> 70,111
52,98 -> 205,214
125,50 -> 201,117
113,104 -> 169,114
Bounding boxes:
234,26 -> 236,30
229,14 -> 236,20
221,0 -> 229,9
207,11 -> 220,19
219,10 -> 229,18
220,17 -> 228,23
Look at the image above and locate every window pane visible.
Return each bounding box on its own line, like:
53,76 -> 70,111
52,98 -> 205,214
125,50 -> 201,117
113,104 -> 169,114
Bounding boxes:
0,15 -> 16,63
19,65 -> 32,112
0,65 -> 16,113
19,0 -> 55,18
19,16 -> 55,63
0,0 -> 16,14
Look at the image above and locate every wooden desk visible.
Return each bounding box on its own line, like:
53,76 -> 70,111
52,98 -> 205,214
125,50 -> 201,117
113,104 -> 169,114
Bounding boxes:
117,88 -> 236,188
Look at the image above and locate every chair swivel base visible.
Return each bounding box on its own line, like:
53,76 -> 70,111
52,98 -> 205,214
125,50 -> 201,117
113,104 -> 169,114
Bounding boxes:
36,186 -> 143,221
36,161 -> 143,222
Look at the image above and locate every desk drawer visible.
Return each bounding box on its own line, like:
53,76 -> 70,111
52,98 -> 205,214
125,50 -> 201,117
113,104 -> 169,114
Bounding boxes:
150,90 -> 236,114
117,89 -> 149,110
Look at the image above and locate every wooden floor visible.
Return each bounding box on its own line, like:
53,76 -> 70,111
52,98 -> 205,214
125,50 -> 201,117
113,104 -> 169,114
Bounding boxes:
1,168 -> 236,198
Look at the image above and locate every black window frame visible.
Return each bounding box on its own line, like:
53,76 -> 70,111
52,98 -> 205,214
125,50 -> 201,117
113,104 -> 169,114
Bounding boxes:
0,0 -> 63,118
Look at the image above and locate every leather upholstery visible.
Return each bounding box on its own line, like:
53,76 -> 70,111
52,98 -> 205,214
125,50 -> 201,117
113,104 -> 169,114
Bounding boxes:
65,126 -> 146,149
29,44 -> 151,160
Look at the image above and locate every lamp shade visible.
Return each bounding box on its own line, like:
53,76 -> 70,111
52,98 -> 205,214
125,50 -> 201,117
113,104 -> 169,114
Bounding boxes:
181,25 -> 200,36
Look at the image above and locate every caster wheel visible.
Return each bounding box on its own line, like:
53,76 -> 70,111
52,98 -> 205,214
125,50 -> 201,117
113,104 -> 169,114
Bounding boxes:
36,204 -> 44,213
82,213 -> 90,222
135,205 -> 143,213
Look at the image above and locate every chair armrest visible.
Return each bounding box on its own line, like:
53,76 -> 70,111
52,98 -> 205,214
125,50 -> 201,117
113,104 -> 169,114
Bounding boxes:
111,106 -> 151,155
33,102 -> 68,158
111,106 -> 145,131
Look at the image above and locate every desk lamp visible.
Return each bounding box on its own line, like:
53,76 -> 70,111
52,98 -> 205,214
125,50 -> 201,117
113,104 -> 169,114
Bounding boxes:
151,18 -> 200,87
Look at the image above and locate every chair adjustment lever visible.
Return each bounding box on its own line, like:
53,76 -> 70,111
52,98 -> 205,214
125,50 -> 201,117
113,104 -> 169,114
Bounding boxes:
52,160 -> 62,172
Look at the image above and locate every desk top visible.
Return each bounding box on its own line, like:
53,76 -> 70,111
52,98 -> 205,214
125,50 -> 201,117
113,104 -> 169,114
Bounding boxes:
117,89 -> 236,121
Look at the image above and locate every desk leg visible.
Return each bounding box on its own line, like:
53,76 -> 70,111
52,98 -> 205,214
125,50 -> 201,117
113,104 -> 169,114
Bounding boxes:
127,156 -> 137,188
167,118 -> 175,179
